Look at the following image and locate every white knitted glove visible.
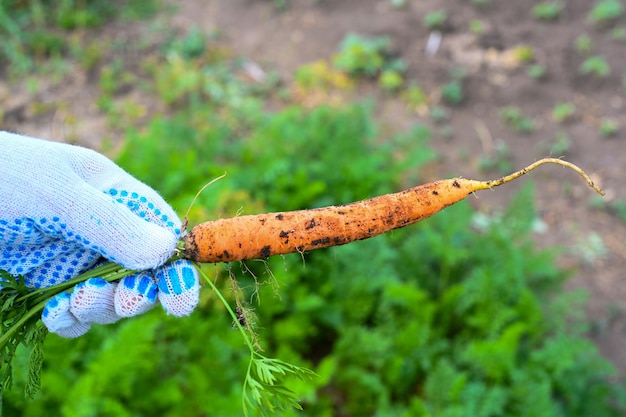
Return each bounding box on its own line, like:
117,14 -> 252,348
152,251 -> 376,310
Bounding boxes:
0,131 -> 200,337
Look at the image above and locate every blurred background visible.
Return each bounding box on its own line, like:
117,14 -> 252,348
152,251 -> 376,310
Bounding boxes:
2,0 -> 626,416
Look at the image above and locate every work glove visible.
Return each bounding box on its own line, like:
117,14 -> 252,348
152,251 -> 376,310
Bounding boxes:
0,131 -> 200,337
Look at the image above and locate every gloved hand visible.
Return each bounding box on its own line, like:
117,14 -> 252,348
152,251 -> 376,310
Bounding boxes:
0,131 -> 200,338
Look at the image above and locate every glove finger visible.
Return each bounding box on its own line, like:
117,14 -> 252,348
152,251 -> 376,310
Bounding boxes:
70,278 -> 121,324
61,144 -> 181,233
61,145 -> 182,269
42,292 -> 92,338
155,260 -> 200,317
58,184 -> 179,271
114,272 -> 158,317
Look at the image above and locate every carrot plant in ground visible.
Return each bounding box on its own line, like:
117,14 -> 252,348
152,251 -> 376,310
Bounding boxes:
469,19 -> 486,35
378,68 -> 404,92
423,9 -> 449,31
527,63 -> 547,80
332,33 -> 407,94
579,55 -> 611,78
588,0 -> 624,27
552,102 -> 576,124
441,79 -> 464,105
332,33 -> 391,77
532,2 -> 564,21
574,34 -> 594,54
599,118 -> 620,137
401,83 -> 430,109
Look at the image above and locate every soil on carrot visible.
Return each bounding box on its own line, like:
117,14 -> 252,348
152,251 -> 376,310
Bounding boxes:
3,0 -> 626,373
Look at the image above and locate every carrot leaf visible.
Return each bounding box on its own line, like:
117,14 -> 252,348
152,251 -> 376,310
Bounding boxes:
0,270 -> 48,402
0,262 -> 132,404
196,265 -> 316,416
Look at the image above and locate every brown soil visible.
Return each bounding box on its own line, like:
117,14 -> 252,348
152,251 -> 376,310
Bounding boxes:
2,0 -> 626,373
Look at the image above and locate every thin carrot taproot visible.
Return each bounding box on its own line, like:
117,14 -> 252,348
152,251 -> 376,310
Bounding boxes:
182,158 -> 603,263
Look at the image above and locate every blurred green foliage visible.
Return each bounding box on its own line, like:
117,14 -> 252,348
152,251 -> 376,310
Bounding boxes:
579,55 -> 612,78
333,33 -> 391,77
588,0 -> 624,26
532,2 -> 564,21
4,3 -> 626,417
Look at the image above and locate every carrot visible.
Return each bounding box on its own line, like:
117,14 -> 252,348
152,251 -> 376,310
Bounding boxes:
182,158 -> 603,263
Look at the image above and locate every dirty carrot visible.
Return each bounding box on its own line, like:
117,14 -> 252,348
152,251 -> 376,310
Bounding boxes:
182,158 -> 603,263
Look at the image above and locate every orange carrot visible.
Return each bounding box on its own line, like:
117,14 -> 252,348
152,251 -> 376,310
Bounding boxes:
182,158 -> 603,263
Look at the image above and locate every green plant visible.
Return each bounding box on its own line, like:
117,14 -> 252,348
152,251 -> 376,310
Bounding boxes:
199,269 -> 315,416
574,34 -> 594,54
70,38 -> 105,71
423,10 -> 448,30
98,59 -> 124,96
499,106 -> 535,133
0,271 -> 48,401
526,64 -> 546,80
1,262 -> 316,417
588,0 -> 624,26
600,118 -> 619,136
401,83 -> 429,108
527,63 -> 547,79
469,19 -> 486,35
579,55 -> 611,77
532,2 -> 564,21
378,69 -> 404,92
552,102 -> 576,123
55,0 -> 113,29
167,27 -> 207,60
332,33 -> 391,77
441,79 -> 463,105
512,45 -> 535,64
441,68 -> 466,106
